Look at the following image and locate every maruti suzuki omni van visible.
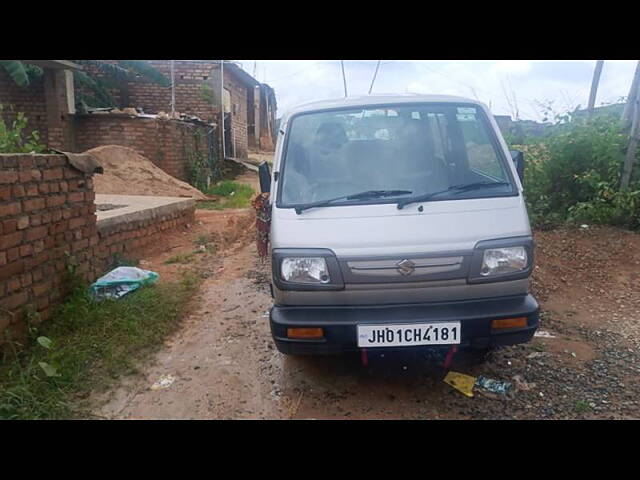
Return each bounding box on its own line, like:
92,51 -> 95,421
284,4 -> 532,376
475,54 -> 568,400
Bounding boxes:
259,94 -> 539,357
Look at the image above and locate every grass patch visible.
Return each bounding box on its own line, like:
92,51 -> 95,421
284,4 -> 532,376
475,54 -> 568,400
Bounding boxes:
0,274 -> 199,419
574,400 -> 592,414
164,252 -> 196,264
199,181 -> 254,210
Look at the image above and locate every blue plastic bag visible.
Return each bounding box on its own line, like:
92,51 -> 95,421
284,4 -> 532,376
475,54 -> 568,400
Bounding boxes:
90,266 -> 159,300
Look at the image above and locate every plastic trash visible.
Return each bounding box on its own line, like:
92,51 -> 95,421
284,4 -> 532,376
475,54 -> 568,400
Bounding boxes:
443,371 -> 476,398
475,376 -> 513,395
150,374 -> 175,390
90,266 -> 159,300
534,330 -> 556,338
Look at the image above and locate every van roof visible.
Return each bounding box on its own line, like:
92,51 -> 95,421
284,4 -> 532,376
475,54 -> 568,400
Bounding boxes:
283,94 -> 486,119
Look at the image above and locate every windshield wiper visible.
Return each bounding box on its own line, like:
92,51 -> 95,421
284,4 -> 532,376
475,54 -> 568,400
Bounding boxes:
294,190 -> 412,214
396,181 -> 510,210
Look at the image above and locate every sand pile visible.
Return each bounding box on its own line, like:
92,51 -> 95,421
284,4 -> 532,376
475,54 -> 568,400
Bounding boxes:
86,145 -> 208,200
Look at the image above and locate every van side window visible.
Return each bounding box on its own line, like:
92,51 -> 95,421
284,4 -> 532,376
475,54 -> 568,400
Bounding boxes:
458,110 -> 506,180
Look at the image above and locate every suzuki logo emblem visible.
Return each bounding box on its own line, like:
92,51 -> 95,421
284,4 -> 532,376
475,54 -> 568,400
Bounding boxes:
396,259 -> 416,275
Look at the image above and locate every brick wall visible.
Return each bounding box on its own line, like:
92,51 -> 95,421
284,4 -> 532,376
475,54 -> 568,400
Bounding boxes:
224,73 -> 248,159
75,61 -> 251,159
95,206 -> 194,271
0,154 -> 97,344
73,115 -> 215,182
0,153 -> 196,349
0,68 -> 49,146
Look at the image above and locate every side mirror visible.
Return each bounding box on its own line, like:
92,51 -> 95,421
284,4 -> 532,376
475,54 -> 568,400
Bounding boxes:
258,161 -> 271,194
510,150 -> 525,183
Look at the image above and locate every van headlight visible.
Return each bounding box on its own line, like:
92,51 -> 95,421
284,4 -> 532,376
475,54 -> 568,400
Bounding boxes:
281,257 -> 330,284
480,246 -> 528,276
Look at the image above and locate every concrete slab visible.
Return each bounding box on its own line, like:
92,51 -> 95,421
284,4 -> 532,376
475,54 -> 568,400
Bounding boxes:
95,194 -> 195,231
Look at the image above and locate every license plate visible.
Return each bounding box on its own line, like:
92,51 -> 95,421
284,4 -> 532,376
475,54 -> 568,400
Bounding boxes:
357,322 -> 461,347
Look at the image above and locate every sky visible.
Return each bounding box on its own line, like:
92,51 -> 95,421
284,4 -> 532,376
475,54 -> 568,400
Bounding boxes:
237,60 -> 637,121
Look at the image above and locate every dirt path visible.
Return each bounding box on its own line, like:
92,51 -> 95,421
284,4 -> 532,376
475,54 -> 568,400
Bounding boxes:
93,177 -> 640,418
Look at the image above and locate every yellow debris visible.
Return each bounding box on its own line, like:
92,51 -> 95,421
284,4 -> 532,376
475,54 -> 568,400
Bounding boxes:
443,371 -> 477,398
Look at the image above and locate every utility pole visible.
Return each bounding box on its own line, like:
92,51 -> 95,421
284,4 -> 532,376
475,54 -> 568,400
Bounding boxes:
587,60 -> 604,116
368,60 -> 381,95
620,61 -> 640,189
220,60 -> 226,160
622,61 -> 640,127
341,60 -> 348,98
621,95 -> 640,189
170,60 -> 175,114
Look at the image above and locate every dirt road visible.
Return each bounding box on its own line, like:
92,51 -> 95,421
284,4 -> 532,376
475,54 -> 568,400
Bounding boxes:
94,180 -> 640,419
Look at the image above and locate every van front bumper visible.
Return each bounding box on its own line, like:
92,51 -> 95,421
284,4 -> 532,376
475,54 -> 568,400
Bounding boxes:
270,294 -> 539,355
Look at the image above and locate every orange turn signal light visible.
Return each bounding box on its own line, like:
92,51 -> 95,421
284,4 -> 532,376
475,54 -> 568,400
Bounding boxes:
287,327 -> 324,339
491,317 -> 527,330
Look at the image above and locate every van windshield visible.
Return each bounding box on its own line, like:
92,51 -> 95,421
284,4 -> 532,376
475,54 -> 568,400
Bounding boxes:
279,103 -> 516,208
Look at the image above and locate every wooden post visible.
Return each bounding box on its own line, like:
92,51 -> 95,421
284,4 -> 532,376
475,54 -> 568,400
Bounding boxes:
621,95 -> 640,189
587,60 -> 604,116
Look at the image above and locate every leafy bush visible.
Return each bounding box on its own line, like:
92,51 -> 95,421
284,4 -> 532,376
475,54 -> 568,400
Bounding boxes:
517,113 -> 640,230
201,181 -> 255,209
0,104 -> 47,153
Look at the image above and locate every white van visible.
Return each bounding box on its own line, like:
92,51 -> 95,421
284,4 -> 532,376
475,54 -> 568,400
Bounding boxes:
259,94 -> 538,358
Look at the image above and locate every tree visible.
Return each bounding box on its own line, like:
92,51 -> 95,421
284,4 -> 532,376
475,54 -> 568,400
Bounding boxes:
1,60 -> 170,109
0,61 -> 43,87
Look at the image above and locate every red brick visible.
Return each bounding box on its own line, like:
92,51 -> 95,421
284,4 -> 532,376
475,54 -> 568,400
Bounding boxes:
0,259 -> 24,281
12,184 -> 26,197
3,219 -> 17,233
0,171 -> 18,184
0,202 -> 22,217
7,277 -> 21,292
25,225 -> 48,242
42,167 -> 63,180
19,244 -> 33,257
46,195 -> 67,208
38,182 -> 50,194
17,156 -> 34,169
32,268 -> 43,282
30,214 -> 42,227
7,247 -> 19,262
20,272 -> 32,287
48,156 -> 67,167
32,280 -> 52,297
0,231 -> 23,250
67,191 -> 85,203
0,184 -> 11,201
23,198 -> 45,212
25,184 -> 39,196
33,239 -> 45,253
0,290 -> 29,311
69,217 -> 86,229
26,252 -> 48,269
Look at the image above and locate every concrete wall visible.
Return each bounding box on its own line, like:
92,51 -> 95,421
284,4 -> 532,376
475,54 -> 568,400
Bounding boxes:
0,153 -> 195,349
73,115 -> 215,182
